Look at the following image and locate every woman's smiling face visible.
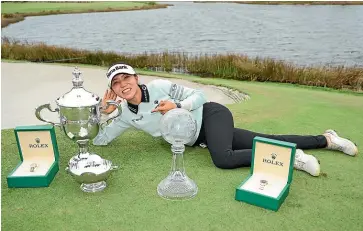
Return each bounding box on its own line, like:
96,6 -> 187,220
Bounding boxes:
111,74 -> 139,100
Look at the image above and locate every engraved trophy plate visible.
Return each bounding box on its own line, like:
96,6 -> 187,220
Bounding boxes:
35,67 -> 121,192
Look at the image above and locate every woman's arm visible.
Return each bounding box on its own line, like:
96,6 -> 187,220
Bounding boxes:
92,115 -> 131,146
156,79 -> 208,111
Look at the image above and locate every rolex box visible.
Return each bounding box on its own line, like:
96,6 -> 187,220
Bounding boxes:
7,125 -> 60,188
235,136 -> 297,211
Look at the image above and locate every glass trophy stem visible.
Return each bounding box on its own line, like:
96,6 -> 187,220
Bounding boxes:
171,144 -> 185,173
77,139 -> 90,159
157,143 -> 198,200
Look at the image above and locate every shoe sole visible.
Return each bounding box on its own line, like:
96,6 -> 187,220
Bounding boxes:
312,155 -> 321,177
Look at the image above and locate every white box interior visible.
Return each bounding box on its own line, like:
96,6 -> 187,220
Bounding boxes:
240,173 -> 287,198
240,141 -> 293,198
10,130 -> 56,177
12,158 -> 54,176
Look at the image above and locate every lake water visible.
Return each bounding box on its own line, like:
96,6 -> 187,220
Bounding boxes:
2,2 -> 363,66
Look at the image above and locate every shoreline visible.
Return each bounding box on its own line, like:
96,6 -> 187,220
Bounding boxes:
2,39 -> 362,93
193,1 -> 363,5
1,3 -> 171,28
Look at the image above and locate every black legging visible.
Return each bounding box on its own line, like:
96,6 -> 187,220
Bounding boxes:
194,102 -> 328,169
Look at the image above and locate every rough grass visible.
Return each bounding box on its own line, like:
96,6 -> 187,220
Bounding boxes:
2,38 -> 363,92
2,69 -> 363,231
1,1 -> 170,28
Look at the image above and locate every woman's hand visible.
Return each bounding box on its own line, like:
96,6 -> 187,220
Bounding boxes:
151,100 -> 177,115
101,89 -> 122,114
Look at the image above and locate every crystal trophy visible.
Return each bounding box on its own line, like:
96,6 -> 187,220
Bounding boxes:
157,108 -> 198,200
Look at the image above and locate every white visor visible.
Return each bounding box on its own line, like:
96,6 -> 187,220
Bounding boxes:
106,64 -> 136,87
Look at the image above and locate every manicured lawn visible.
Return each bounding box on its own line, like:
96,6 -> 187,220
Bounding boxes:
1,2 -> 155,14
2,65 -> 363,231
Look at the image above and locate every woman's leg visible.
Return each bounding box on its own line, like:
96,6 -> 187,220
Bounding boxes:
231,119 -> 357,156
200,102 -> 253,169
200,102 -> 357,175
200,102 -> 325,171
231,128 -> 327,151
230,128 -> 325,176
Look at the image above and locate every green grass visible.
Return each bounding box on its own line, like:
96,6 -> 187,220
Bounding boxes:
1,2 -> 155,14
2,65 -> 363,231
1,1 -> 170,28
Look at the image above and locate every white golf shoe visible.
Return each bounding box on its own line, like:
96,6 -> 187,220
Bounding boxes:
323,129 -> 358,156
294,149 -> 321,177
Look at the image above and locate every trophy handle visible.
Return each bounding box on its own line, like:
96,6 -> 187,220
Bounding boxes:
35,103 -> 61,127
100,100 -> 122,127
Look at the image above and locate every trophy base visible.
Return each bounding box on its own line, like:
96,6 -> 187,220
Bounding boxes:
80,181 -> 106,193
157,171 -> 198,200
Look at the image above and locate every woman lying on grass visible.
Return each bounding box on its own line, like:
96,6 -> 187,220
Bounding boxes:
93,63 -> 358,177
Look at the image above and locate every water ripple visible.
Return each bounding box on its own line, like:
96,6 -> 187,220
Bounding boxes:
2,2 -> 363,66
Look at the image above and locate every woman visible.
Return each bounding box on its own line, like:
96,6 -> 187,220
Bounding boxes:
93,63 -> 358,177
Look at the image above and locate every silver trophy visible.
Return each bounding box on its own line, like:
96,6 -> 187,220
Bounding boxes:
35,67 -> 121,192
157,108 -> 198,200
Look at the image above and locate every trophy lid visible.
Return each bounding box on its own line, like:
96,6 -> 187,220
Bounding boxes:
56,67 -> 100,107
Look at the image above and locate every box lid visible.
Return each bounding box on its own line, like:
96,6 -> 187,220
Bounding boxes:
250,136 -> 296,184
14,125 -> 59,162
